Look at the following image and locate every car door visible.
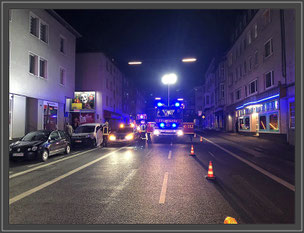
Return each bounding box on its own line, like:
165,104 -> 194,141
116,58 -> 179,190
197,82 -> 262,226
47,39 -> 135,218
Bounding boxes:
58,131 -> 68,152
95,125 -> 103,146
48,131 -> 61,155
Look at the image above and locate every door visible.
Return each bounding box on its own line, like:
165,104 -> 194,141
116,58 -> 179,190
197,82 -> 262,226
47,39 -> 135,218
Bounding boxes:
48,131 -> 61,155
58,131 -> 68,152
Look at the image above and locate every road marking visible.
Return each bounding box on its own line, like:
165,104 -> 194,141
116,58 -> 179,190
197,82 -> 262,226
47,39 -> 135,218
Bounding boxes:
145,149 -> 153,157
202,137 -> 295,192
9,148 -> 99,179
27,162 -> 44,168
209,151 -> 216,159
9,146 -> 127,205
9,171 -> 13,174
168,150 -> 172,159
159,172 -> 169,204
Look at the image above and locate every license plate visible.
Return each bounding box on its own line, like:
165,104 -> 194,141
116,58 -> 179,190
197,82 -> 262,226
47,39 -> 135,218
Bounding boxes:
75,140 -> 82,143
13,153 -> 24,157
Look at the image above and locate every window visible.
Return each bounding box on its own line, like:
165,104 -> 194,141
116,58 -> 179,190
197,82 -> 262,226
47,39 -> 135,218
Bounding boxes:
244,85 -> 248,97
228,53 -> 233,66
254,23 -> 258,38
50,131 -> 60,140
247,30 -> 252,45
60,37 -> 65,53
39,58 -> 47,78
220,83 -> 224,99
259,115 -> 267,130
235,68 -> 238,82
235,89 -> 241,100
269,113 -> 279,131
230,93 -> 234,104
229,73 -> 233,85
265,71 -> 274,89
29,53 -> 38,75
30,14 -> 39,37
239,65 -> 242,78
244,60 -> 247,74
249,79 -> 258,95
239,117 -> 250,130
254,51 -> 258,65
249,56 -> 253,71
289,102 -> 295,128
60,68 -> 65,85
263,9 -> 271,25
106,96 -> 109,106
243,38 -> 246,50
264,39 -> 273,58
40,21 -> 48,43
106,79 -> 109,89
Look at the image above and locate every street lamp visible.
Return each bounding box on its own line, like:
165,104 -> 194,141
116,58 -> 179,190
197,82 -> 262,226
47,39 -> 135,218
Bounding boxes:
182,58 -> 197,63
161,73 -> 177,106
128,61 -> 142,65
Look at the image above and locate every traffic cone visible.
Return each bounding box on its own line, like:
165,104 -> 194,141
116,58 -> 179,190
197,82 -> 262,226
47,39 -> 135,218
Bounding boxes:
205,161 -> 216,180
189,145 -> 195,156
200,136 -> 203,142
224,216 -> 238,224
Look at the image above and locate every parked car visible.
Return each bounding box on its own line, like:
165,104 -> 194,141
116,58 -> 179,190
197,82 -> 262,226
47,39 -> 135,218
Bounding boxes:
71,123 -> 103,148
9,130 -> 71,162
107,124 -> 137,145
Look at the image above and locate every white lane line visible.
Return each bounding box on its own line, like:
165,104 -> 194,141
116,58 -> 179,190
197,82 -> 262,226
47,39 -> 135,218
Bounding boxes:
27,162 -> 44,168
168,150 -> 172,159
9,146 -> 127,205
202,137 -> 295,192
209,151 -> 216,159
9,171 -> 13,174
159,172 -> 169,204
145,149 -> 153,157
9,148 -> 99,179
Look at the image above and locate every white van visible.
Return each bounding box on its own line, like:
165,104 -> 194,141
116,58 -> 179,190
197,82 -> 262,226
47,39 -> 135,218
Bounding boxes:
71,123 -> 103,147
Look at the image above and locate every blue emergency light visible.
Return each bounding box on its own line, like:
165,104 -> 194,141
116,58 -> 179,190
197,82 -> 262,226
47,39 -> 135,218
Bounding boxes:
172,123 -> 177,128
160,123 -> 165,128
157,102 -> 163,107
175,102 -> 180,107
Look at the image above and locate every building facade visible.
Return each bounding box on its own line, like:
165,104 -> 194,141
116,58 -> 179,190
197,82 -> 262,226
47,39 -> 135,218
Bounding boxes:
223,9 -> 295,144
9,9 -> 80,139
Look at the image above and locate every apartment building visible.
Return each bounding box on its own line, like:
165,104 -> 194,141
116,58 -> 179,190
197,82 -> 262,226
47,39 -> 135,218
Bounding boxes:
194,85 -> 204,127
224,9 -> 295,144
75,52 -> 125,129
9,9 -> 80,139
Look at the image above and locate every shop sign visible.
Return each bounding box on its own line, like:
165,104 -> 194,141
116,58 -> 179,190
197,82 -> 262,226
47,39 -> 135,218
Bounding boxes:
71,91 -> 95,111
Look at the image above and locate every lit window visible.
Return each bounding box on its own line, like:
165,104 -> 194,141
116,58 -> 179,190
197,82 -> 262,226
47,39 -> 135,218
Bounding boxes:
29,53 -> 38,75
60,68 -> 65,85
254,23 -> 258,38
265,71 -> 274,89
264,39 -> 273,58
289,102 -> 295,128
259,115 -> 267,130
39,58 -> 47,78
40,21 -> 48,43
30,15 -> 39,37
269,113 -> 279,131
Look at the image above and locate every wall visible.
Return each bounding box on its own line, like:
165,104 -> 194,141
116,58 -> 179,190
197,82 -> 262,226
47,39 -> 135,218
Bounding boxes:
12,95 -> 26,138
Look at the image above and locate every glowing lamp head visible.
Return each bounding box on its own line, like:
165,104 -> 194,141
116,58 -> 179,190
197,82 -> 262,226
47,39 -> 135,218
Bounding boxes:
119,123 -> 124,128
160,123 -> 165,128
161,73 -> 177,85
130,123 -> 135,128
140,115 -> 143,119
172,123 -> 177,128
175,102 -> 180,107
157,102 -> 162,107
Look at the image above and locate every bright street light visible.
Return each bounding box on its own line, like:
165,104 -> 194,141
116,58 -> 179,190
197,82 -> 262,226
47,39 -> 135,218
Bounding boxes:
161,73 -> 177,85
128,61 -> 142,65
162,73 -> 177,106
182,58 -> 197,63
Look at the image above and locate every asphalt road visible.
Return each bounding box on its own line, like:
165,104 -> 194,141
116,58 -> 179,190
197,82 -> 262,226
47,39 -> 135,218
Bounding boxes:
9,134 -> 295,224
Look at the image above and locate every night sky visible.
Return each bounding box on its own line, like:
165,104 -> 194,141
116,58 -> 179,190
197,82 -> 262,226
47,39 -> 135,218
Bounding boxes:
55,9 -> 245,100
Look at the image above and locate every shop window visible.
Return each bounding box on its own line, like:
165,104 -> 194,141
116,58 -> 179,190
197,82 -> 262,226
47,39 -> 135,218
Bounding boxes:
259,115 -> 267,130
44,103 -> 58,130
265,71 -> 274,89
39,58 -> 47,78
264,39 -> 273,58
269,113 -> 279,131
245,117 -> 250,129
289,102 -> 295,128
239,117 -> 250,130
29,53 -> 38,75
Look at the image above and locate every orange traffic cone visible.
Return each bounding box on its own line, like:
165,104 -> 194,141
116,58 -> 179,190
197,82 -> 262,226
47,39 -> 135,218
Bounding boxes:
189,145 -> 195,156
224,216 -> 238,224
205,161 -> 216,180
200,136 -> 203,142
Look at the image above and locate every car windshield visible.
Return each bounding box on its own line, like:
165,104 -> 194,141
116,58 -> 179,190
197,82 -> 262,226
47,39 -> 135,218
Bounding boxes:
116,127 -> 133,134
21,131 -> 49,141
74,126 -> 95,133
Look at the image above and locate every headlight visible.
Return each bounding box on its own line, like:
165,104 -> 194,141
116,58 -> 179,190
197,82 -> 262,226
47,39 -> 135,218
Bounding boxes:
125,133 -> 134,140
27,148 -> 32,151
109,135 -> 116,141
177,130 -> 183,136
137,126 -> 140,131
32,146 -> 38,151
153,130 -> 160,135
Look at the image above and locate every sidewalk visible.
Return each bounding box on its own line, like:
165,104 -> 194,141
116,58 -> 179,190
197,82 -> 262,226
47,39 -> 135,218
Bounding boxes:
195,129 -> 295,162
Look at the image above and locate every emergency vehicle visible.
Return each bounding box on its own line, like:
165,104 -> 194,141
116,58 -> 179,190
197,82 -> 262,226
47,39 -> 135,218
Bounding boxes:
152,98 -> 195,139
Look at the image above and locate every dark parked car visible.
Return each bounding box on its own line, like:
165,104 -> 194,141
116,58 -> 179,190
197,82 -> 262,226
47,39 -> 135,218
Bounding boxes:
9,130 -> 71,162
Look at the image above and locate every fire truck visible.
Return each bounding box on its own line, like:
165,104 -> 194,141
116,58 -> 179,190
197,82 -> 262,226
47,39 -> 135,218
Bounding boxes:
151,98 -> 195,140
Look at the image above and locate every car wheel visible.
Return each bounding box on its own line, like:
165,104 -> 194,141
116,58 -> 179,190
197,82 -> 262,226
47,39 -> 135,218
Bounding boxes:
41,150 -> 49,162
65,144 -> 71,154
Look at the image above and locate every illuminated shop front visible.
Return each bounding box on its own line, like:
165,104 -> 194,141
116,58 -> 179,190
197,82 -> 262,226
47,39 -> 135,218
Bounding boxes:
236,94 -> 280,133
